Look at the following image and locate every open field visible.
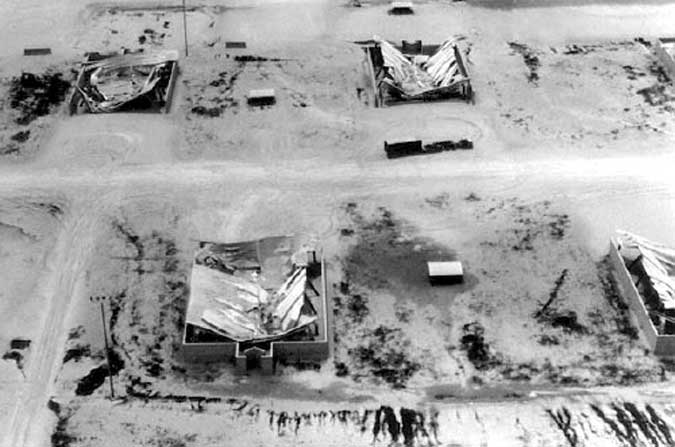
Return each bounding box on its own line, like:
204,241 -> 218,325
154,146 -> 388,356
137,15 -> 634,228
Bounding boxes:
2,0 -> 675,446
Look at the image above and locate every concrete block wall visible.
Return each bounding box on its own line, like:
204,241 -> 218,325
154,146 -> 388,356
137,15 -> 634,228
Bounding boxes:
179,254 -> 333,369
608,239 -> 675,356
180,342 -> 237,363
654,39 -> 675,81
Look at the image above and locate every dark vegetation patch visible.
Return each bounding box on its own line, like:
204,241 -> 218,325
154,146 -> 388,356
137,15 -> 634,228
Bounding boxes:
483,201 -> 570,251
460,322 -> 500,371
589,403 -> 673,446
538,334 -> 560,345
560,40 -> 634,55
8,71 -> 70,125
63,344 -> 91,363
104,221 -> 189,392
546,407 -> 578,447
332,204 -> 470,387
137,28 -> 166,46
112,220 -> 144,260
49,401 -> 76,447
31,201 -> 63,217
623,64 -> 647,81
370,407 -> 433,446
10,130 -> 30,142
74,348 -> 124,396
341,204 -> 458,292
347,325 -> 421,388
501,362 -> 540,381
635,60 -> 675,110
333,286 -> 369,324
637,84 -> 675,106
2,349 -> 24,371
508,42 -> 541,84
229,404 -> 441,443
535,269 -> 587,334
186,68 -> 242,117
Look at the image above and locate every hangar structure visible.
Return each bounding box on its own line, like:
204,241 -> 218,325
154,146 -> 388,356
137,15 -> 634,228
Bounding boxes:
180,235 -> 331,374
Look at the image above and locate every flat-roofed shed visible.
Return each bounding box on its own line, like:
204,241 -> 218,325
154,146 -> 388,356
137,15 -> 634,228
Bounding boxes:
428,261 -> 464,285
247,89 -> 276,106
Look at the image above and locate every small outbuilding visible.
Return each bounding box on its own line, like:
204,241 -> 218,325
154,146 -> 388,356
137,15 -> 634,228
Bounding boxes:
10,338 -> 31,350
384,139 -> 423,158
428,261 -> 464,285
225,41 -> 247,49
247,89 -> 276,106
389,1 -> 414,14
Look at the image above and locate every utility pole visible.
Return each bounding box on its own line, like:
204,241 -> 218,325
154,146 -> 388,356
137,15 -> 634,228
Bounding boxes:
90,296 -> 115,399
182,0 -> 189,57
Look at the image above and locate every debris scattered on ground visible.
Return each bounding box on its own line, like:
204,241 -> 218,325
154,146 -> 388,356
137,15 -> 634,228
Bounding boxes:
423,139 -> 473,152
234,55 -> 283,63
186,69 -> 242,116
137,28 -> 166,46
460,322 -> 500,370
385,138 -> 473,159
508,42 -> 541,84
637,84 -> 675,106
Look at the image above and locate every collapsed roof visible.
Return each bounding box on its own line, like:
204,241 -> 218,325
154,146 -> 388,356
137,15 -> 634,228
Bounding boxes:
73,50 -> 178,113
617,230 -> 675,310
374,36 -> 469,99
185,237 -> 319,342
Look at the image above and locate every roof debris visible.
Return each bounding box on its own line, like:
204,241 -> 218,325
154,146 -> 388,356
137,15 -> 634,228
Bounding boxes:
71,50 -> 178,113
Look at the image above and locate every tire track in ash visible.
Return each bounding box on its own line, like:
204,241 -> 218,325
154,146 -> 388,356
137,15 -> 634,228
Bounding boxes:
2,192 -> 119,447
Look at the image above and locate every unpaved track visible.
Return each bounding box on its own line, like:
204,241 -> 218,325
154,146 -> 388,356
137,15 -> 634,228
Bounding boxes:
1,194 -> 113,447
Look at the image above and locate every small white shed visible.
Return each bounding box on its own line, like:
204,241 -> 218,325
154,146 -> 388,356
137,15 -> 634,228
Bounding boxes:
427,261 -> 463,285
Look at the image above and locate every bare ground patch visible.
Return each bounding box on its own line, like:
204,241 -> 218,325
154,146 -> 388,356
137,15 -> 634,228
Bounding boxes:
331,196 -> 664,390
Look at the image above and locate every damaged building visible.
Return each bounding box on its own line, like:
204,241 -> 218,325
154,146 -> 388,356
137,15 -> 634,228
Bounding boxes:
654,37 -> 675,81
360,37 -> 472,107
69,50 -> 179,114
180,235 -> 331,374
610,231 -> 675,356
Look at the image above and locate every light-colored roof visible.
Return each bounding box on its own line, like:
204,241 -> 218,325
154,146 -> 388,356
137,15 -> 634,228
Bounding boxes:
427,261 -> 463,277
391,1 -> 414,8
248,88 -> 275,98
